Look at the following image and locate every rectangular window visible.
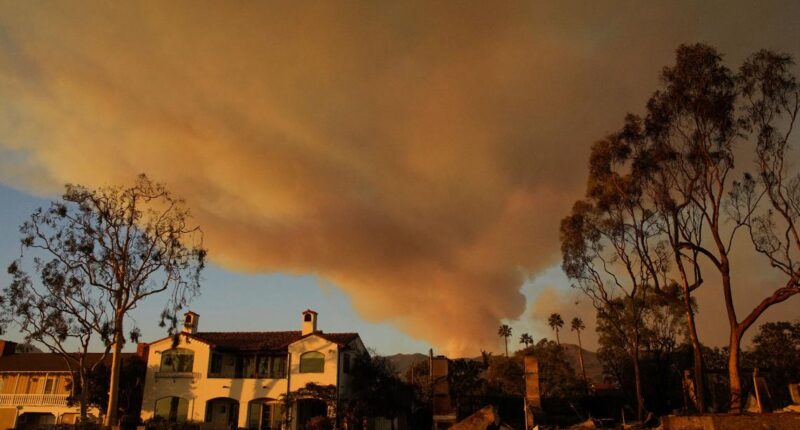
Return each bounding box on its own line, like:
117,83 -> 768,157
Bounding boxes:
254,355 -> 286,379
234,356 -> 243,378
245,356 -> 256,377
248,402 -> 260,429
235,356 -> 256,378
207,354 -> 289,379
210,353 -> 223,375
271,355 -> 286,378
269,404 -> 283,429
161,350 -> 194,373
299,352 -> 325,373
26,377 -> 39,394
44,377 -> 55,394
256,355 -> 269,376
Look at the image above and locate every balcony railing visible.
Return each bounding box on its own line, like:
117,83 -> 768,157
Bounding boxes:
207,370 -> 286,379
0,393 -> 69,406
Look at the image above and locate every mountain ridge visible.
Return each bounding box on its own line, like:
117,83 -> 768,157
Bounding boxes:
384,343 -> 603,382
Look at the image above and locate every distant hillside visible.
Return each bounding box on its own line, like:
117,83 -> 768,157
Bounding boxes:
559,343 -> 603,382
385,344 -> 604,383
386,353 -> 428,376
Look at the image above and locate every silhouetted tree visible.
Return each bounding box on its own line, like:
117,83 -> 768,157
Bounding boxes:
645,44 -> 800,411
498,324 -> 512,357
571,317 -> 588,391
1,254 -> 111,421
642,43 -> 742,412
561,129 -> 669,419
484,355 -> 524,396
5,175 -> 206,425
725,49 -> 800,411
519,333 -> 533,349
346,352 -> 412,430
548,313 -> 564,345
750,322 -> 800,405
564,42 -> 800,413
595,290 -> 687,414
448,358 -> 487,419
88,355 -> 147,422
638,107 -> 709,411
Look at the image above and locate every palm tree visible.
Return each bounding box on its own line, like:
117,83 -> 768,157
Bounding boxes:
519,333 -> 533,349
571,317 -> 588,391
498,324 -> 512,357
548,313 -> 564,345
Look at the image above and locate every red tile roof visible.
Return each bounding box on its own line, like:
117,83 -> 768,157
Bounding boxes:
188,331 -> 359,352
315,332 -> 360,346
0,353 -> 139,372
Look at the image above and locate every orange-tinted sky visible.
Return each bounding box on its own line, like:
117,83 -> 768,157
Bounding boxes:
0,1 -> 799,355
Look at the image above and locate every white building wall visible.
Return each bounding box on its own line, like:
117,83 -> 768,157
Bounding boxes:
141,333 -> 349,429
287,336 -> 339,389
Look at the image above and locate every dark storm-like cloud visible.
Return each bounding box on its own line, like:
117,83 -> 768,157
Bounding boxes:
1,1 -> 799,354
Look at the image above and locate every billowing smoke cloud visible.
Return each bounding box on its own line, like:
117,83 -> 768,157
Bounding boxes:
1,1 -> 799,354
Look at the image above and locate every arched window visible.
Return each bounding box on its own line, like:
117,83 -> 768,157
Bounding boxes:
299,351 -> 324,373
155,397 -> 189,423
160,349 -> 194,373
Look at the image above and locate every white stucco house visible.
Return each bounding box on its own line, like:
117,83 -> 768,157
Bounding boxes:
140,310 -> 366,430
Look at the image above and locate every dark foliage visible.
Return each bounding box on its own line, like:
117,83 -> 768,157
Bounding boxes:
87,356 -> 147,422
343,352 -> 414,430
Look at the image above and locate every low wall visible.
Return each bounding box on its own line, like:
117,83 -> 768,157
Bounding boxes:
661,413 -> 800,430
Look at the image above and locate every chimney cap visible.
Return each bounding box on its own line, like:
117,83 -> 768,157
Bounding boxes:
185,310 -> 199,316
302,309 -> 318,315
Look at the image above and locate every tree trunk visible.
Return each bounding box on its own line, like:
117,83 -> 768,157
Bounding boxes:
718,256 -> 743,414
576,331 -> 588,394
505,338 -> 508,358
728,329 -> 743,413
104,316 -> 124,426
555,330 -> 560,345
684,293 -> 706,413
78,369 -> 89,422
632,345 -> 644,421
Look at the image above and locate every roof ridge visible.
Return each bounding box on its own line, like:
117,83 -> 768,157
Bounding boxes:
2,352 -> 136,355
195,330 -> 301,335
193,330 -> 360,335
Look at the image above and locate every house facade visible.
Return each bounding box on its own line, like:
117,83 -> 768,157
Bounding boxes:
0,341 -> 141,429
140,310 -> 366,430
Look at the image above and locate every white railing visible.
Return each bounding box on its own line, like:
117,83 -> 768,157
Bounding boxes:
0,393 -> 69,406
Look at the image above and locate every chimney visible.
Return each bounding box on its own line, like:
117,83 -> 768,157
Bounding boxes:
136,343 -> 150,360
302,310 -> 318,336
431,356 -> 454,417
183,311 -> 199,334
0,340 -> 16,357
